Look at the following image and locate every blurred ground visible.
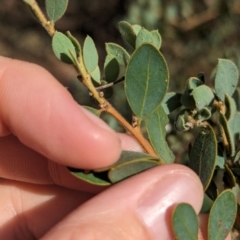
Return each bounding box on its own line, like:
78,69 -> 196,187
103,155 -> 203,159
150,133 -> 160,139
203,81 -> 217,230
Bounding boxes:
1,0 -> 240,159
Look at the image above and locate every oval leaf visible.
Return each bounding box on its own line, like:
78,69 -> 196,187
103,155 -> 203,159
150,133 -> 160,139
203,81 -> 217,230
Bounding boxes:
118,21 -> 136,48
145,106 -> 175,163
161,92 -> 182,114
108,159 -> 159,183
216,142 -> 225,169
189,125 -> 217,190
125,43 -> 169,119
106,43 -> 130,67
45,0 -> 68,22
234,204 -> 240,231
174,109 -> 191,132
196,107 -> 212,122
52,31 -> 76,64
186,77 -> 204,90
229,112 -> 240,143
225,94 -> 237,121
232,88 -> 240,111
132,24 -> 142,35
104,55 -> 120,82
219,112 -> 235,157
151,30 -> 162,49
66,31 -> 81,57
171,203 -> 199,240
83,36 -> 98,73
224,164 -> 237,188
135,28 -> 153,48
191,85 -> 214,111
68,168 -> 111,186
208,190 -> 237,240
214,59 -> 239,101
90,66 -> 101,84
94,150 -> 159,172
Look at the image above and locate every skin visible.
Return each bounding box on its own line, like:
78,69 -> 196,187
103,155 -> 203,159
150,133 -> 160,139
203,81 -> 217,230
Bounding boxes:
0,56 -> 230,240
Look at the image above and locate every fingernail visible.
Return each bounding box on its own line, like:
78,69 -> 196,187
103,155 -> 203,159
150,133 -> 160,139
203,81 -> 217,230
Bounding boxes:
81,107 -> 114,132
137,170 -> 202,239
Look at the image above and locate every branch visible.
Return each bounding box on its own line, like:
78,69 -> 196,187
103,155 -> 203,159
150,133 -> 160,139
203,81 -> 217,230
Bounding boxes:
23,0 -> 55,36
23,0 -> 159,159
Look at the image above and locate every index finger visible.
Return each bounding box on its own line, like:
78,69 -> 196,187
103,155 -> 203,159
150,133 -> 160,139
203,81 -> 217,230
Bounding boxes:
0,56 -> 121,169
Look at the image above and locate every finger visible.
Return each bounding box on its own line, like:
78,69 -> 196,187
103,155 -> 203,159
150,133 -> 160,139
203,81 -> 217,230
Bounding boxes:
0,56 -> 121,169
0,179 -> 93,240
0,134 -> 142,192
41,165 -> 203,240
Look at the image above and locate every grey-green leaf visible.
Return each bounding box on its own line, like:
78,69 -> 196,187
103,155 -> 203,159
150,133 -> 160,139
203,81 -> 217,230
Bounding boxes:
186,77 -> 204,90
83,36 -> 98,73
151,30 -> 162,49
94,150 -> 159,173
189,125 -> 217,190
145,106 -> 175,163
45,0 -> 68,22
219,112 -> 235,157
225,94 -> 237,121
232,88 -> 240,111
233,149 -> 240,164
195,107 -> 212,122
214,59 -> 239,101
135,28 -> 153,48
108,159 -> 159,183
104,55 -> 120,82
106,43 -> 130,67
234,204 -> 240,231
208,190 -> 237,240
224,164 -> 237,188
229,112 -> 240,143
161,92 -> 182,114
191,85 -> 214,111
68,168 -> 111,186
175,109 -> 191,132
172,203 -> 198,240
216,143 -> 225,169
66,31 -> 81,57
90,66 -> 101,84
132,24 -> 142,35
125,43 -> 169,119
52,31 -> 76,64
118,21 -> 136,48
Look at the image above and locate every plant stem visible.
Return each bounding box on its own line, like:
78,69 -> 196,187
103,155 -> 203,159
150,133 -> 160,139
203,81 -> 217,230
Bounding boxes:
24,0 -> 55,36
24,0 -> 159,159
77,74 -> 159,159
106,105 -> 160,159
74,46 -> 159,158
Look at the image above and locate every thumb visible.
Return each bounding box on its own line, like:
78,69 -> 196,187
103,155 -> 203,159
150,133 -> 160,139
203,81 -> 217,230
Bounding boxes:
41,165 -> 203,240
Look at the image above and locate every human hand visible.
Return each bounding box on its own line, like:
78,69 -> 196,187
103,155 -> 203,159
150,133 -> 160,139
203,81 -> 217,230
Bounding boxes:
0,56 -> 230,239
